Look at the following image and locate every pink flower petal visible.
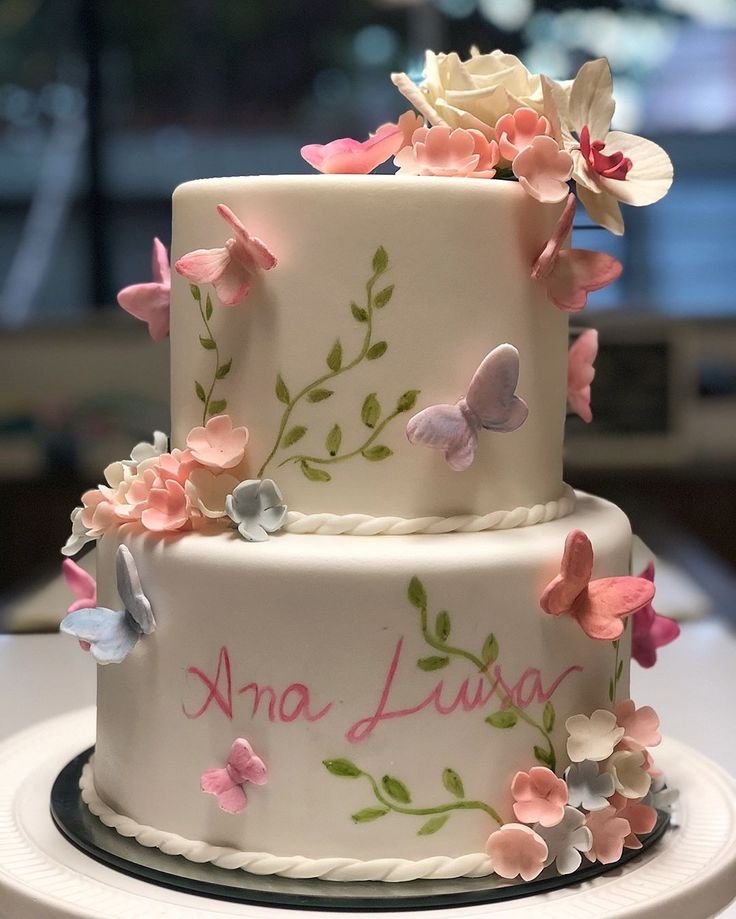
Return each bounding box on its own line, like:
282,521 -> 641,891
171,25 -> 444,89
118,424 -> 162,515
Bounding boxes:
186,414 -> 249,470
486,824 -> 548,881
140,480 -> 189,532
585,806 -> 631,864
614,700 -> 662,749
513,135 -> 573,204
175,247 -> 231,284
216,204 -> 277,271
496,107 -> 551,161
301,125 -> 404,175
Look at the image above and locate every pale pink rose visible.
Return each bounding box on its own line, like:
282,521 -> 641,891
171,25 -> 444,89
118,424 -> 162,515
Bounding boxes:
117,237 -> 171,342
614,700 -> 661,750
394,125 -> 499,179
486,823 -> 548,881
186,415 -> 249,470
140,479 -> 190,532
495,107 -> 552,161
300,115 -> 414,175
511,767 -> 568,827
512,135 -> 573,203
609,793 -> 657,850
585,806 -> 631,864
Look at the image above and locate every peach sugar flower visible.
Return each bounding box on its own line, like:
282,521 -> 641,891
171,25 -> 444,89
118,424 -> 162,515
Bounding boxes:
511,766 -> 568,827
140,479 -> 190,532
394,125 -> 499,178
584,806 -> 631,864
186,414 -> 249,470
486,823 -> 548,881
609,793 -> 657,850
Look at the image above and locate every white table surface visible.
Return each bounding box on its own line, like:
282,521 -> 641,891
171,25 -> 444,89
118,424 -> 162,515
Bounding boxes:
1,622 -> 735,916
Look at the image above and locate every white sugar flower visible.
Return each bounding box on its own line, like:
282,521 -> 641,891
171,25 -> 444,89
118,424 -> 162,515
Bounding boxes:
61,506 -> 94,557
642,774 -> 679,814
604,749 -> 652,800
535,805 -> 593,875
564,759 -> 615,812
122,430 -> 168,468
185,469 -> 240,519
566,710 -> 625,763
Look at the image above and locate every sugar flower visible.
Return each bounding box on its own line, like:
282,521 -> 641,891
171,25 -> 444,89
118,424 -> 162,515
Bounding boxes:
495,107 -> 552,161
610,793 -> 657,850
511,766 -> 568,827
584,806 -> 630,864
394,126 -> 499,179
512,135 -> 573,204
185,468 -> 240,519
62,506 -> 95,557
631,562 -> 680,668
614,699 -> 661,750
123,431 -> 168,468
186,414 -> 249,470
567,329 -> 598,423
535,806 -> 592,875
566,710 -> 625,763
140,479 -> 190,532
543,58 -> 672,234
485,823 -> 548,882
117,238 -> 171,342
643,775 -> 679,814
564,759 -> 615,812
603,749 -> 652,800
175,204 -> 277,307
226,479 -> 287,542
153,448 -> 199,485
301,112 -> 421,176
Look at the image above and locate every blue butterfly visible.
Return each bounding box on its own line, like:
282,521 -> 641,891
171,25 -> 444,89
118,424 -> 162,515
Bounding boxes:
60,545 -> 156,664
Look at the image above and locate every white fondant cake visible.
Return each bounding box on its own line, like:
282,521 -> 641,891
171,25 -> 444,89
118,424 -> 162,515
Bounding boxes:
60,48 -> 678,888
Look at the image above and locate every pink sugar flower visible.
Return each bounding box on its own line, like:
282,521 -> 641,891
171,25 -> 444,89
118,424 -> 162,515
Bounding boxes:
153,448 -> 199,485
584,806 -> 631,864
175,204 -> 277,307
394,125 -> 499,178
614,700 -> 661,750
117,238 -> 171,342
486,823 -> 548,881
512,135 -> 573,203
140,479 -> 190,532
567,329 -> 598,423
79,488 -> 119,535
609,793 -> 657,850
186,415 -> 249,470
300,112 -> 421,175
511,767 -> 568,827
495,107 -> 552,161
631,562 -> 680,668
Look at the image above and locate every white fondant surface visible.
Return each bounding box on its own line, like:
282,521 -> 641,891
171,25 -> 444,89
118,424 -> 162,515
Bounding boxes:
170,175 -> 567,518
93,493 -> 632,875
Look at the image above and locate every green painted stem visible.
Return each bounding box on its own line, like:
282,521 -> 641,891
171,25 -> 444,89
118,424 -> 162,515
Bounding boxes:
277,410 -> 400,468
257,261 -> 384,478
196,292 -> 221,426
363,773 -> 503,826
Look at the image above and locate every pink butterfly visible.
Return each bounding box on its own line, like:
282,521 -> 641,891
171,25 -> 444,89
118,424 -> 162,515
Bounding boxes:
406,343 -> 528,471
175,204 -> 277,307
540,530 -> 656,641
117,237 -> 171,341
567,328 -> 598,423
200,738 -> 268,814
62,559 -> 98,652
531,193 -> 622,312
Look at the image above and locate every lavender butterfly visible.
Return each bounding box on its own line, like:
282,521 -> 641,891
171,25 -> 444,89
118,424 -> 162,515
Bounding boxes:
406,343 -> 529,471
60,546 -> 156,664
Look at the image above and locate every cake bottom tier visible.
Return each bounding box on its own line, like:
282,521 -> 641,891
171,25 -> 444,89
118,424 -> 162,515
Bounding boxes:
91,492 -> 633,881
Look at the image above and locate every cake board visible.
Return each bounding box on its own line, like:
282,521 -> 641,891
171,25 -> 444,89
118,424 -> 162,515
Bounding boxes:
1,708 -> 735,919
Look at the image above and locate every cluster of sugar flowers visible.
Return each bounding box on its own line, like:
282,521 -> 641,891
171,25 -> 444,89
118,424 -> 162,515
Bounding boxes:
62,416 -> 288,555
302,49 -> 672,233
484,698 -> 672,881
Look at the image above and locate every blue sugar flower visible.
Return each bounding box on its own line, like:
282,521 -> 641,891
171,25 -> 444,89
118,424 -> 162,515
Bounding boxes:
226,479 -> 287,542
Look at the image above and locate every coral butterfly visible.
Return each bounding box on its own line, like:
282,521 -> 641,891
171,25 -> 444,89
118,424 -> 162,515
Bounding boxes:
201,738 -> 268,814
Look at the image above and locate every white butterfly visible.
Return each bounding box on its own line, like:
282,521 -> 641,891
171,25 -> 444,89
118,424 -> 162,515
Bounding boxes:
406,343 -> 529,471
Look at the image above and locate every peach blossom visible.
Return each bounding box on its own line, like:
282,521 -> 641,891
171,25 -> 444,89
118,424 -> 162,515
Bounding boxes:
152,448 -> 199,485
614,700 -> 661,750
140,479 -> 190,532
512,135 -> 573,203
610,793 -> 657,850
186,415 -> 249,470
584,806 -> 631,864
511,767 -> 568,827
486,823 -> 548,881
394,125 -> 499,178
495,107 -> 552,161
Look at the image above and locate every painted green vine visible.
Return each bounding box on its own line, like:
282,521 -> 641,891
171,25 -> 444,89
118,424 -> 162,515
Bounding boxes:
322,758 -> 502,835
608,618 -> 628,703
257,246 -> 419,482
189,284 -> 232,425
407,577 -> 558,772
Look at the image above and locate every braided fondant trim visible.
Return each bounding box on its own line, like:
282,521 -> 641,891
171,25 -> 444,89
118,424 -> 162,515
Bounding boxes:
284,486 -> 576,536
80,762 -> 494,881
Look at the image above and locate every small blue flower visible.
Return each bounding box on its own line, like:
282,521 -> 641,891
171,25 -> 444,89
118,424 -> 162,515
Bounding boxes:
564,759 -> 615,812
226,479 -> 287,542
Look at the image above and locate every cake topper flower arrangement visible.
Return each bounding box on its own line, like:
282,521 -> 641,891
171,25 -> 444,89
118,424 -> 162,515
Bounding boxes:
301,49 -> 672,235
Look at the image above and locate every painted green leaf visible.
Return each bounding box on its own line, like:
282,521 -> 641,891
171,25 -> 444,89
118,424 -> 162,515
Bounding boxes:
205,293 -> 213,320
215,359 -> 232,379
481,633 -> 499,666
195,381 -> 206,403
396,390 -> 420,413
382,775 -> 411,804
283,425 -> 307,448
276,374 -> 290,405
616,659 -> 624,680
300,460 -> 331,482
323,758 -> 361,778
608,678 -> 615,702
374,284 -> 394,309
199,336 -> 216,350
372,245 -> 388,274
327,338 -> 342,372
351,302 -> 368,322
307,389 -> 334,403
534,745 -> 555,769
442,768 -> 464,799
417,655 -> 449,671
408,576 -> 427,610
326,424 -> 342,456
486,711 -> 517,729
208,399 -> 227,416
417,814 -> 450,836
361,393 -> 380,428
362,445 -> 392,461
189,283 -> 201,300
366,341 -> 388,360
612,639 -> 620,651
543,701 -> 556,733
352,807 -> 389,823
435,610 -> 451,642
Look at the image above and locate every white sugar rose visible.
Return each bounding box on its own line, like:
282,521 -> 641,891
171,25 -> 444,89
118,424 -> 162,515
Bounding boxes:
392,48 -> 553,140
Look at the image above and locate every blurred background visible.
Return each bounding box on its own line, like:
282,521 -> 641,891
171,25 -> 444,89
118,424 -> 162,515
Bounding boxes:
0,0 -> 734,616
